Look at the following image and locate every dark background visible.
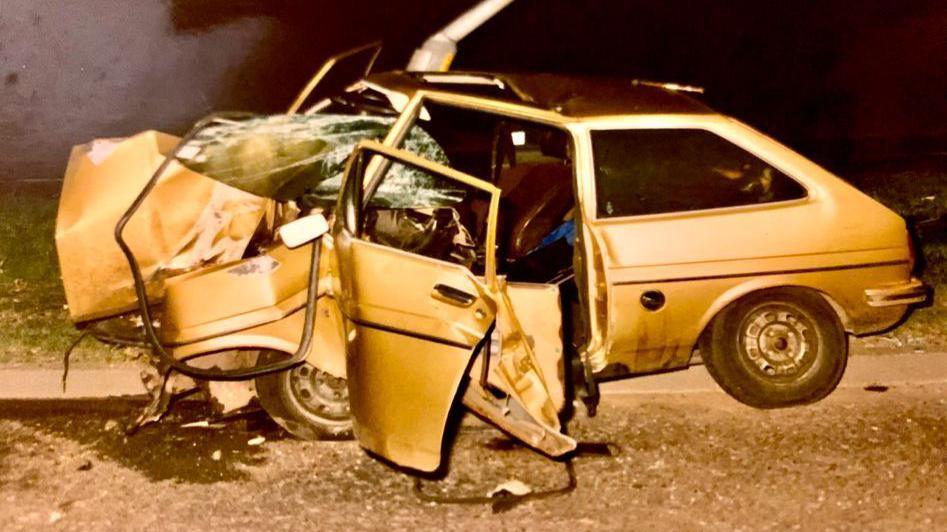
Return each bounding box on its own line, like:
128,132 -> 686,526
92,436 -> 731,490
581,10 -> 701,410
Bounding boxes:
2,0 -> 945,182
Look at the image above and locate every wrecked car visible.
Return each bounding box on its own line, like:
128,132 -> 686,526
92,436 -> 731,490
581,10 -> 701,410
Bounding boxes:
56,53 -> 927,472
322,73 -> 928,471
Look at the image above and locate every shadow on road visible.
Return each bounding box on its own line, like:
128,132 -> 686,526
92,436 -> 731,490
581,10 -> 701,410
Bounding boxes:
0,398 -> 286,484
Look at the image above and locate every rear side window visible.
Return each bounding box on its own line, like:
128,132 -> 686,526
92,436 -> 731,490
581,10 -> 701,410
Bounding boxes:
591,129 -> 806,218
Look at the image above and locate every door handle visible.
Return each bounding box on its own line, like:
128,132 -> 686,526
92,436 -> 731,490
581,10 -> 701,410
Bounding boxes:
432,283 -> 477,307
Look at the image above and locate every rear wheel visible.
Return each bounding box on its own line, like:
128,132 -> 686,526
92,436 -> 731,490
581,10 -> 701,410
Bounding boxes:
254,350 -> 352,440
700,288 -> 847,408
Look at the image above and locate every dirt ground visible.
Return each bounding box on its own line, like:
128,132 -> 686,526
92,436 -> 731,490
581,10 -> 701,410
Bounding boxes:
0,384 -> 944,531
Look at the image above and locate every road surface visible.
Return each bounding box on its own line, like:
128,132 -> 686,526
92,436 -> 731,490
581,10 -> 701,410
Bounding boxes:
0,382 -> 943,530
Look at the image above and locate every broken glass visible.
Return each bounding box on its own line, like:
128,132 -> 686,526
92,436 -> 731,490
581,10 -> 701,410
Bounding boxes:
363,208 -> 477,268
176,114 -> 461,207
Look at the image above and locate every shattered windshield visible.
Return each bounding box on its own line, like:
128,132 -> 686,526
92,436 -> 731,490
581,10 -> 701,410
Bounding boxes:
176,114 -> 462,207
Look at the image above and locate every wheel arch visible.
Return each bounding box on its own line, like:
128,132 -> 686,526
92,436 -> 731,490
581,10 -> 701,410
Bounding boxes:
693,281 -> 852,352
170,328 -> 346,379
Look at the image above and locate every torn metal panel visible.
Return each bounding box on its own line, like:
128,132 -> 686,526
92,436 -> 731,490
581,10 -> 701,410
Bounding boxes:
175,114 -> 461,207
190,350 -> 260,413
462,381 -> 575,458
162,241 -> 348,380
56,130 -> 269,322
470,282 -> 567,411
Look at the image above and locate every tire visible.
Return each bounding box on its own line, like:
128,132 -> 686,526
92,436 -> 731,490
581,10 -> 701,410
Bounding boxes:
254,350 -> 353,440
699,288 -> 847,408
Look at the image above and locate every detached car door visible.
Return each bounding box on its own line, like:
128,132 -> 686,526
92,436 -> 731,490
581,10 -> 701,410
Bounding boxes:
332,140 -> 574,472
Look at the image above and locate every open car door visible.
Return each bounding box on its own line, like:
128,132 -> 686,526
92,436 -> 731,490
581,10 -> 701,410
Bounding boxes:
286,41 -> 382,114
332,140 -> 576,472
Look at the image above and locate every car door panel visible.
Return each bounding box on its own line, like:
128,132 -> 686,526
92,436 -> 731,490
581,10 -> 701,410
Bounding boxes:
338,234 -> 494,348
461,282 -> 574,457
334,230 -> 494,472
470,282 -> 566,412
333,140 -> 574,472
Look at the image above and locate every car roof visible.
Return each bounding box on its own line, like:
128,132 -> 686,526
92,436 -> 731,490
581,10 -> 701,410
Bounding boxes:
366,71 -> 716,118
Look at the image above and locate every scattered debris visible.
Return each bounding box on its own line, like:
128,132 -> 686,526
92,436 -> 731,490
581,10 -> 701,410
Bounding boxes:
487,479 -> 532,498
879,336 -> 904,347
211,450 -> 222,461
77,460 -> 93,471
647,458 -> 666,470
48,511 -> 63,524
103,419 -> 119,432
247,435 -> 266,446
181,420 -> 227,430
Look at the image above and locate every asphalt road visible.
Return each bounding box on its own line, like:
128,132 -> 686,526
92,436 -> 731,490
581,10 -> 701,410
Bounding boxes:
0,383 -> 944,531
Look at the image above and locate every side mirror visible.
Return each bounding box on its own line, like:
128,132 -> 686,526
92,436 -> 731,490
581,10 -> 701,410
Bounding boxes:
278,213 -> 329,248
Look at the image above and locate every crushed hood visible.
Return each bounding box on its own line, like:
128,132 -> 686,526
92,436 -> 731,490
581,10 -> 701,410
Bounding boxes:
55,113 -> 456,322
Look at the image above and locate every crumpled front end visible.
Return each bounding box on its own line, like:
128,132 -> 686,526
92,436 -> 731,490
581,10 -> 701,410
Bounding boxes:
55,130 -> 269,323
55,113 -> 450,325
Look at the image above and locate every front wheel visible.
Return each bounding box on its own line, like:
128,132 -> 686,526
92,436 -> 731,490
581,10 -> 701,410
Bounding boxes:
254,350 -> 353,440
700,288 -> 847,408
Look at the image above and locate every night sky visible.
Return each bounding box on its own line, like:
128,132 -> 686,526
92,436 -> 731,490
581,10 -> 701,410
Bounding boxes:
2,0 -> 945,182
169,0 -> 947,169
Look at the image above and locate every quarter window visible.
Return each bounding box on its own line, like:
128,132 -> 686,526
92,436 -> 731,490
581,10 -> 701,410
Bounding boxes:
591,129 -> 806,218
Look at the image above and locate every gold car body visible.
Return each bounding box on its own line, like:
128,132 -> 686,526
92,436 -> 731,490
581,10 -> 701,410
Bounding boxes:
569,114 -> 920,375
63,69 -> 923,472
325,83 -> 923,471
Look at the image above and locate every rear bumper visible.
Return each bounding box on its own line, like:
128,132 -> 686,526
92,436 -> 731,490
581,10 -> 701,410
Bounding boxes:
864,278 -> 928,307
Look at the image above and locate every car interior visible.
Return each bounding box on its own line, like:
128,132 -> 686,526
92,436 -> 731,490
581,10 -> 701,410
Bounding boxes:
356,102 -> 587,359
360,102 -> 577,284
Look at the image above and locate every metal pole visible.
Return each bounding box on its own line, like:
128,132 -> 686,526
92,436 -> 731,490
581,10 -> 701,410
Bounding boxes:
406,0 -> 516,72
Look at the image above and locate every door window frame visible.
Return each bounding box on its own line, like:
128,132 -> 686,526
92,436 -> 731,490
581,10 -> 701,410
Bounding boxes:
338,139 -> 502,287
338,91 -> 594,367
350,90 -> 582,274
360,90 -> 570,198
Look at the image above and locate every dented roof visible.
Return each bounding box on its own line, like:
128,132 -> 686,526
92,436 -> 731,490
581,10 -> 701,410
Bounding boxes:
367,71 -> 715,118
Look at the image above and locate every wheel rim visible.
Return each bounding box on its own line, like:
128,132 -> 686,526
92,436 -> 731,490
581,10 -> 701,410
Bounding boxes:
738,303 -> 818,381
286,364 -> 350,424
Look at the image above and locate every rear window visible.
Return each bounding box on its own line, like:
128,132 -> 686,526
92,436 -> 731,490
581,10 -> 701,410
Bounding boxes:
591,129 -> 806,218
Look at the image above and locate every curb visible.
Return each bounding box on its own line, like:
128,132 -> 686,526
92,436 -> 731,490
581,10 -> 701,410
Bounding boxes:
0,368 -> 146,400
0,353 -> 944,400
